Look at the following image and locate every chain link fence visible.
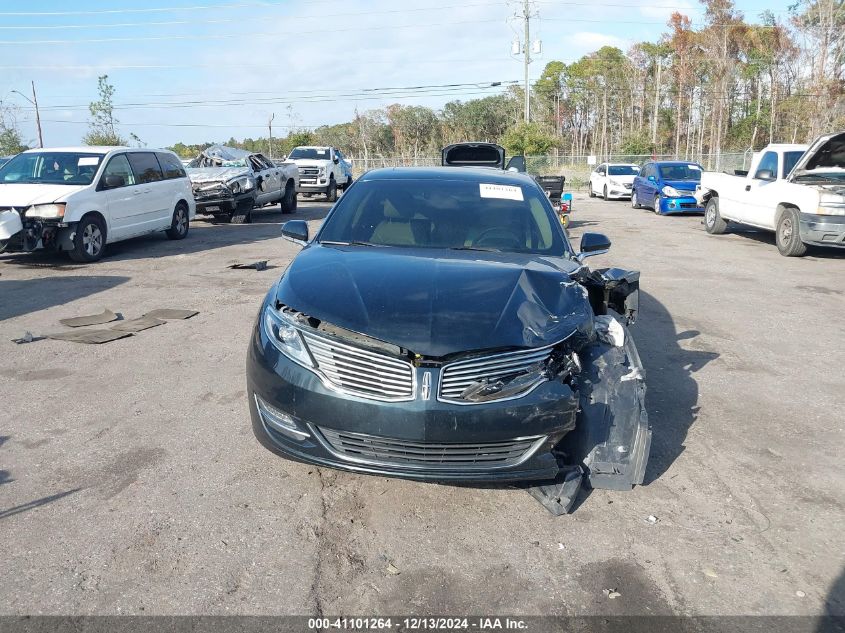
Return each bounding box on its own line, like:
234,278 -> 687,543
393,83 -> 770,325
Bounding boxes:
344,152 -> 752,189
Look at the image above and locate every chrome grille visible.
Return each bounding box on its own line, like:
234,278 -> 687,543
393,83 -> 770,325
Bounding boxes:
317,427 -> 545,470
439,346 -> 554,402
298,167 -> 320,176
299,330 -> 414,401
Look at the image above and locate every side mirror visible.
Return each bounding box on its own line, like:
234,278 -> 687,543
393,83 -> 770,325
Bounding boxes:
281,220 -> 309,246
755,169 -> 775,181
647,175 -> 656,182
578,232 -> 611,260
333,156 -> 339,164
102,174 -> 125,189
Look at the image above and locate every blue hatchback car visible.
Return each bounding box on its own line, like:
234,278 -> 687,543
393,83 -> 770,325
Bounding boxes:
631,161 -> 704,214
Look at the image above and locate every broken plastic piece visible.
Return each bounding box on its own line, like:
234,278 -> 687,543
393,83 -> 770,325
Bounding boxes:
594,315 -> 625,347
59,309 -> 118,328
110,316 -> 166,333
11,331 -> 45,344
522,465 -> 583,516
142,309 -> 198,320
46,329 -> 133,344
229,260 -> 268,271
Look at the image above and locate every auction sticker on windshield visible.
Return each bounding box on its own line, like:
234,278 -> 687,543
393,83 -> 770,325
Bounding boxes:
479,183 -> 524,201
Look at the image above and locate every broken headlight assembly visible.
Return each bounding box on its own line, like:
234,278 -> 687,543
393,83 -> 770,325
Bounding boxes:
26,203 -> 65,219
262,303 -> 315,369
227,175 -> 255,195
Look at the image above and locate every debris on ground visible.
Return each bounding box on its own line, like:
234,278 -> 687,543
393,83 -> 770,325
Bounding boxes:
796,591 -> 806,598
228,260 -> 268,271
646,515 -> 659,524
603,588 -> 621,599
385,562 -> 400,575
46,329 -> 134,344
110,316 -> 166,333
141,309 -> 199,320
11,332 -> 45,344
59,309 -> 119,328
703,568 -> 719,579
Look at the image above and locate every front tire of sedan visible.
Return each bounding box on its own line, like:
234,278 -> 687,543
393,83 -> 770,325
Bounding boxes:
631,189 -> 641,209
775,207 -> 807,257
68,213 -> 106,263
704,197 -> 727,234
165,202 -> 189,240
603,185 -> 609,200
589,183 -> 596,198
653,194 -> 661,214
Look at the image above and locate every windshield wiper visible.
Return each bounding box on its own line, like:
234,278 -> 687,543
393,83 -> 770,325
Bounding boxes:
449,246 -> 503,252
320,240 -> 386,247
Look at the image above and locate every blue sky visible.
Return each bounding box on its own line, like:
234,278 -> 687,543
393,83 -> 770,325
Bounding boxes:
0,0 -> 795,148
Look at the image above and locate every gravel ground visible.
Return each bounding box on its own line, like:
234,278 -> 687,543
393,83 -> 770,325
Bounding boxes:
0,197 -> 843,617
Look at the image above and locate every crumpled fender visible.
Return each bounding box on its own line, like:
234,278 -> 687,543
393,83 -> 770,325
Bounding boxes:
561,331 -> 651,490
0,209 -> 23,241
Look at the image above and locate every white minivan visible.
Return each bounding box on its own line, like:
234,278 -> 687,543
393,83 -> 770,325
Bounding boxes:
0,146 -> 195,262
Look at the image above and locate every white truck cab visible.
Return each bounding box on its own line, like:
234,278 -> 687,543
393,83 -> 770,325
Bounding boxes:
0,147 -> 195,262
286,146 -> 353,202
697,132 -> 845,256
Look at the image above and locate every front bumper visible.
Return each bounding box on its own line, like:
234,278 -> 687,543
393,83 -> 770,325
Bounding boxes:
606,185 -> 633,199
296,180 -> 329,193
246,321 -> 578,483
799,213 -> 845,248
192,187 -> 254,214
657,195 -> 703,214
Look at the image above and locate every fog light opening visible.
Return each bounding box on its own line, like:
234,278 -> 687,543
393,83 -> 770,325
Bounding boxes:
255,394 -> 310,441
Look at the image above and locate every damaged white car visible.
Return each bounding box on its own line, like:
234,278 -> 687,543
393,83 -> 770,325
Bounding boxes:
186,145 -> 298,223
0,147 -> 195,262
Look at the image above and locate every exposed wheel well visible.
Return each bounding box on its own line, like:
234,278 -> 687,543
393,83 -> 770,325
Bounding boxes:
77,211 -> 108,242
775,202 -> 800,224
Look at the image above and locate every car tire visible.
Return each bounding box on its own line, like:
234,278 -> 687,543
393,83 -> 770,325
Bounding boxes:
631,189 -> 641,209
603,185 -> 609,200
165,202 -> 189,240
345,176 -> 353,190
653,194 -> 661,214
704,197 -> 727,235
589,183 -> 596,198
230,199 -> 253,224
280,181 -> 297,214
326,178 -> 338,203
68,213 -> 107,263
776,207 -> 807,256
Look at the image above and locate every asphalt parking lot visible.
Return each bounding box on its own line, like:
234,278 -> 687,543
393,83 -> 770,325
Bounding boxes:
1,196 -> 843,616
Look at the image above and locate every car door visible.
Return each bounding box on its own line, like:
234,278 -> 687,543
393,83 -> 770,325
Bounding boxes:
126,152 -> 169,233
593,164 -> 606,194
98,153 -> 146,240
250,154 -> 275,205
638,163 -> 656,201
742,151 -> 780,227
257,153 -> 282,201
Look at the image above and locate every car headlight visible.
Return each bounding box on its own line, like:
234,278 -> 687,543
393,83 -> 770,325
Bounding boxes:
262,304 -> 315,367
817,194 -> 845,215
609,179 -> 620,187
662,186 -> 682,197
27,203 -> 65,219
226,175 -> 255,194
318,166 -> 326,176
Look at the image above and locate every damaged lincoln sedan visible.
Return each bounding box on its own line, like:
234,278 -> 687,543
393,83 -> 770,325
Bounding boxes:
246,166 -> 650,513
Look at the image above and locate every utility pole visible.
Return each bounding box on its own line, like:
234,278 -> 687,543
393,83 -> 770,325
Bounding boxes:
523,0 -> 531,123
651,57 -> 662,147
12,81 -> 43,147
268,113 -> 274,158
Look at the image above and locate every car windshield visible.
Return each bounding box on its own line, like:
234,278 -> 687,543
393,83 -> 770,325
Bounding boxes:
288,148 -> 331,160
658,163 -> 702,181
0,152 -> 103,185
318,178 -> 572,256
608,165 -> 638,176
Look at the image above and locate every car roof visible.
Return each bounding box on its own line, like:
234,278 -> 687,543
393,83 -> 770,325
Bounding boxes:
20,146 -> 174,155
649,160 -> 703,166
358,166 -> 538,185
761,144 -> 809,152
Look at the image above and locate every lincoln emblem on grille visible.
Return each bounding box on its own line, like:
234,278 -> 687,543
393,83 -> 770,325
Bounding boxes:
420,371 -> 432,401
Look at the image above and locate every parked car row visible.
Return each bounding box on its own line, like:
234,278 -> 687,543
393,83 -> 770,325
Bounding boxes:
590,161 -> 705,215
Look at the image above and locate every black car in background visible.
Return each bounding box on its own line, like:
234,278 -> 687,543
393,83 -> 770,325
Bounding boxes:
246,162 -> 650,512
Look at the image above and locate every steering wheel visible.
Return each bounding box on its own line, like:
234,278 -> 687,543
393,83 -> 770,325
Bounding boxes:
473,227 -> 523,249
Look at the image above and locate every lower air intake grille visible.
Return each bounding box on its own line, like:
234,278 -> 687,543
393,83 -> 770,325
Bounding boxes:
317,427 -> 545,470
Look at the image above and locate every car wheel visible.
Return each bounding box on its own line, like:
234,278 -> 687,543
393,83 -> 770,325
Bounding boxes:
631,189 -> 640,209
326,178 -> 338,203
345,176 -> 353,190
653,194 -> 661,214
589,182 -> 596,198
704,197 -> 727,234
603,185 -> 608,200
67,214 -> 106,263
280,181 -> 297,214
776,207 -> 807,256
230,199 -> 252,224
165,202 -> 189,240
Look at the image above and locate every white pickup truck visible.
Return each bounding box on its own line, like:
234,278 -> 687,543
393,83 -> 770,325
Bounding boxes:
696,132 -> 845,256
286,146 -> 353,202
